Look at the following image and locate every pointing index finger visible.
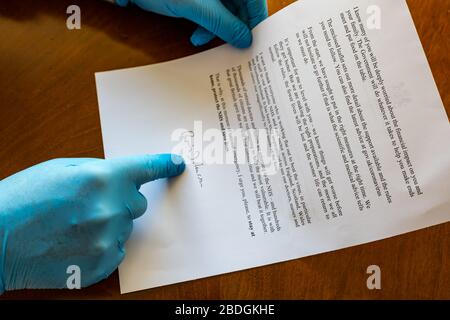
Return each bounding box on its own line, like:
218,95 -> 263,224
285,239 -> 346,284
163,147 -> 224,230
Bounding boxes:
111,154 -> 186,186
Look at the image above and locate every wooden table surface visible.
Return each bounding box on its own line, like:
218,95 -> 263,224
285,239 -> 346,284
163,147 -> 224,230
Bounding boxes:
0,0 -> 449,300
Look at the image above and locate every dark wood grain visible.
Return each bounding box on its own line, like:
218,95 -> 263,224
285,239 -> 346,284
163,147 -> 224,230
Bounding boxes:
0,0 -> 448,299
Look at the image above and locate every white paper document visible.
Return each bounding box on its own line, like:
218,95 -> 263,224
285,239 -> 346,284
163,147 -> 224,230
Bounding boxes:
95,0 -> 450,294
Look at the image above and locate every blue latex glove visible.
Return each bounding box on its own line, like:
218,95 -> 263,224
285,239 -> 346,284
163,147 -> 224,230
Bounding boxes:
130,0 -> 268,48
0,154 -> 185,293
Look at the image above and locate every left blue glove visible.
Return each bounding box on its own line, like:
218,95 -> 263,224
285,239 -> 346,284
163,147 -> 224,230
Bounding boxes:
127,0 -> 268,48
0,154 -> 185,293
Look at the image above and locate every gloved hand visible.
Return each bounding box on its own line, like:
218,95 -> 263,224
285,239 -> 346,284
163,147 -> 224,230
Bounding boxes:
130,0 -> 268,48
0,154 -> 185,293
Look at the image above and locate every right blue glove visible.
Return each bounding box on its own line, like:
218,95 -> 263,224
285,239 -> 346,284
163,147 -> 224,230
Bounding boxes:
129,0 -> 269,48
0,154 -> 185,293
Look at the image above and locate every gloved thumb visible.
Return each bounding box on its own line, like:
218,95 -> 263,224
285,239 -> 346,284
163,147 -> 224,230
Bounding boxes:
109,154 -> 186,186
182,0 -> 252,48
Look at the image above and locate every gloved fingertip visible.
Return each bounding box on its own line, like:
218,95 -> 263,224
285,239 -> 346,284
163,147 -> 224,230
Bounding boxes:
231,26 -> 253,49
190,34 -> 210,47
190,28 -> 216,47
169,154 -> 186,176
151,154 -> 186,179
